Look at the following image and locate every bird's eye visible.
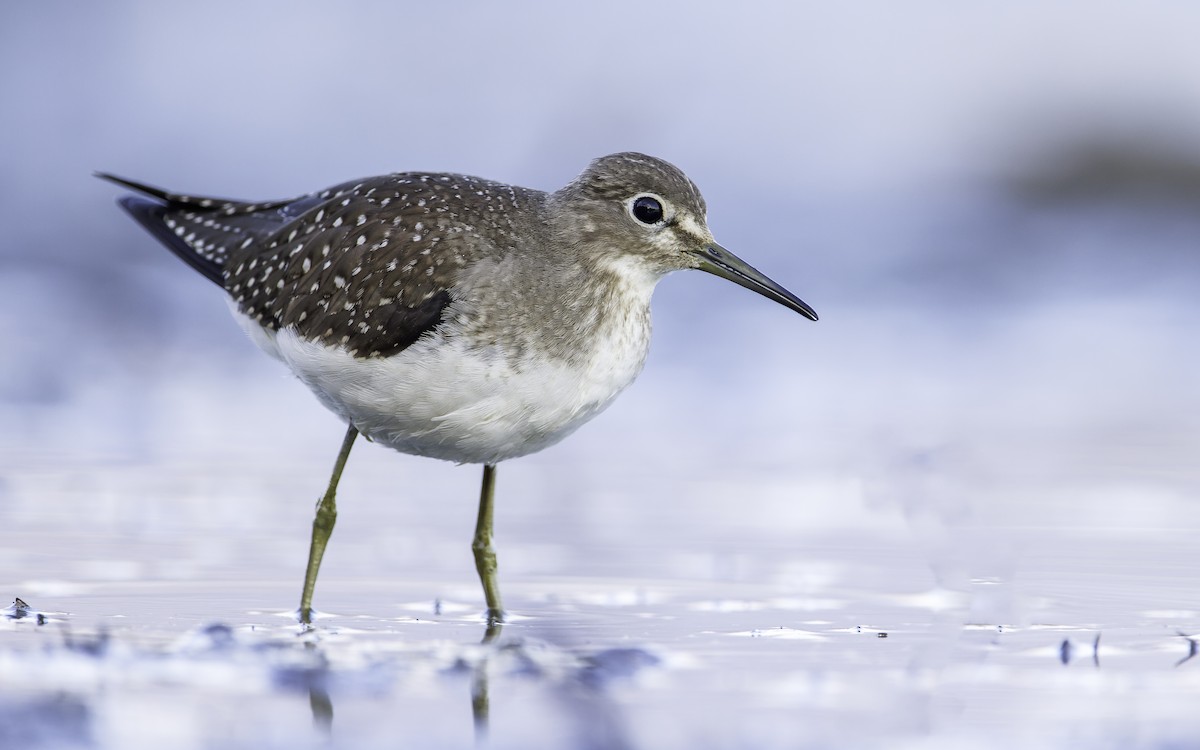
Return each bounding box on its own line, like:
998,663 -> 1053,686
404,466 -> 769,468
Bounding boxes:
631,195 -> 664,225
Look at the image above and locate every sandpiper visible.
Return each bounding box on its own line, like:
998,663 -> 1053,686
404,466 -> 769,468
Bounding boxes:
99,153 -> 817,625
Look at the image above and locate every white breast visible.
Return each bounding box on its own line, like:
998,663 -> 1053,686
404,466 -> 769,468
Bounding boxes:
228,270 -> 655,465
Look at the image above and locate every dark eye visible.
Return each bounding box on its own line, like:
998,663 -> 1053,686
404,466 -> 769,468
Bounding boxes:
631,195 -> 664,225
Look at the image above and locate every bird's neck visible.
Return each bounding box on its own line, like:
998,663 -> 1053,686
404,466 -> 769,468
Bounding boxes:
549,250 -> 658,355
449,248 -> 647,360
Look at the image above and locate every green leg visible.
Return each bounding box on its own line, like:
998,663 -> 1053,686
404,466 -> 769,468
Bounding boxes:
298,425 -> 358,625
471,464 -> 504,625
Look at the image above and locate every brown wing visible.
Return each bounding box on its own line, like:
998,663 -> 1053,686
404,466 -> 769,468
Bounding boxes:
106,170 -> 532,359
224,175 -> 482,358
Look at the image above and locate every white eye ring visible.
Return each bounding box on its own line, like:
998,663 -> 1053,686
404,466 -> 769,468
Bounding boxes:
627,193 -> 669,226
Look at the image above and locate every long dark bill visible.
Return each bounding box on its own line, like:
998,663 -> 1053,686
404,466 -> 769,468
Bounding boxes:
694,243 -> 818,321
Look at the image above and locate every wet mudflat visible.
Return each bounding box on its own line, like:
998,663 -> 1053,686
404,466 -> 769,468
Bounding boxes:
5,502 -> 1200,749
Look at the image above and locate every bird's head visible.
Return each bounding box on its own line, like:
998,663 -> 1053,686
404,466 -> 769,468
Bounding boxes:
553,152 -> 817,320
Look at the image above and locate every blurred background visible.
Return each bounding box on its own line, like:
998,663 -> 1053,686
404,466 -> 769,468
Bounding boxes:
5,4 -> 1200,748
2,1 -> 1199,631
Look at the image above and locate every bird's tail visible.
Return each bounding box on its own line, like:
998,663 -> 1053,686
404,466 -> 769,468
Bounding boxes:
96,172 -> 294,286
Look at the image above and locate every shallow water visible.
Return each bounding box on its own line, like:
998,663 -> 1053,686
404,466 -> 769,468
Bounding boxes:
6,402 -> 1200,750
5,191 -> 1200,746
6,534 -> 1200,750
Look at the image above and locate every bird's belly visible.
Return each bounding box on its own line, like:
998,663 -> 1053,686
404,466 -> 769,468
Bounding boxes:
245,317 -> 648,465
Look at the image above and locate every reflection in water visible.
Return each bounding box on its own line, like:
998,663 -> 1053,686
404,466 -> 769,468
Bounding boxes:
294,617 -> 652,748
303,641 -> 334,739
299,619 -> 503,746
309,684 -> 334,738
472,621 -> 503,745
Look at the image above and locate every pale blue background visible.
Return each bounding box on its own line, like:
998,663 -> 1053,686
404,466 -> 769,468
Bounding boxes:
2,3 -> 1200,749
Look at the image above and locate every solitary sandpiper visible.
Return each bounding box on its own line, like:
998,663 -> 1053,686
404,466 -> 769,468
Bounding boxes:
99,153 -> 817,626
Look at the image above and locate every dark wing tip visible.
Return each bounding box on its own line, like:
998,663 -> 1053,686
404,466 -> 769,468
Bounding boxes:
115,194 -> 224,285
95,172 -> 173,201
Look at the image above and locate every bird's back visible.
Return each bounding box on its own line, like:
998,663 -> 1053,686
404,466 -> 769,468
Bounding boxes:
100,171 -> 547,359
